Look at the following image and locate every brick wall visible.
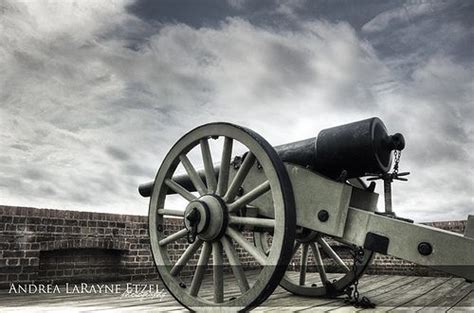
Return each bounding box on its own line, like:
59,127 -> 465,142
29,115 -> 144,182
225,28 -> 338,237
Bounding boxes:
0,205 -> 467,289
0,206 -> 156,289
0,205 -> 260,289
38,248 -> 123,283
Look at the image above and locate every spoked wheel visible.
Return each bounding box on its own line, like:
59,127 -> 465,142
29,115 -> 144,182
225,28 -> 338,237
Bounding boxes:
255,229 -> 373,297
148,123 -> 296,312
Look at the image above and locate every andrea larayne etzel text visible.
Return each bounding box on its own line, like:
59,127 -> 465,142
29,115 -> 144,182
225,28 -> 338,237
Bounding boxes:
8,282 -> 167,299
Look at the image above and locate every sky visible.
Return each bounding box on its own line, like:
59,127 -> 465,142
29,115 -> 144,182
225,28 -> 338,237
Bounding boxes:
0,0 -> 472,222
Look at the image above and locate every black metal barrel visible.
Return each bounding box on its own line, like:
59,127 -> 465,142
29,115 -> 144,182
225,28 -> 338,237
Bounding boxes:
275,117 -> 405,178
139,117 -> 405,197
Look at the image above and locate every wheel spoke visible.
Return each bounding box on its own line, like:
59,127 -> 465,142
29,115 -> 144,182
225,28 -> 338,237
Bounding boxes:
229,216 -> 275,229
159,229 -> 188,246
216,137 -> 233,196
157,209 -> 184,217
212,241 -> 224,303
164,179 -> 197,202
317,236 -> 350,272
299,244 -> 309,286
221,236 -> 250,293
282,242 -> 301,281
310,242 -> 328,284
189,242 -> 212,296
223,152 -> 256,202
179,154 -> 207,196
227,227 -> 267,265
227,180 -> 270,212
200,138 -> 217,194
292,242 -> 301,257
170,239 -> 203,276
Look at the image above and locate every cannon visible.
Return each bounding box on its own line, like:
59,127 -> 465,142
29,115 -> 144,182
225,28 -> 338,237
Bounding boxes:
139,118 -> 474,311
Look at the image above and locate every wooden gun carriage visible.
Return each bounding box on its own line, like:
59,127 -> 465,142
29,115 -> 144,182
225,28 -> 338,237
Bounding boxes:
139,118 -> 474,311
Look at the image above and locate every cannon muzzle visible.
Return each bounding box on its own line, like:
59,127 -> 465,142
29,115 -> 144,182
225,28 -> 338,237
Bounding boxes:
139,117 -> 404,197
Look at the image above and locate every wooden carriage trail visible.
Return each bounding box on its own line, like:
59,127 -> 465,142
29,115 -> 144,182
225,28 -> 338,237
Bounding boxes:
0,272 -> 472,312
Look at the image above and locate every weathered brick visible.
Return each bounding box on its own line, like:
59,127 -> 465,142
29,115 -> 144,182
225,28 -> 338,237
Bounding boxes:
26,217 -> 41,224
6,259 -> 20,266
3,251 -> 25,258
64,219 -> 78,226
7,274 -> 19,281
98,221 -> 108,228
1,266 -> 22,273
12,216 -> 26,223
1,216 -> 13,223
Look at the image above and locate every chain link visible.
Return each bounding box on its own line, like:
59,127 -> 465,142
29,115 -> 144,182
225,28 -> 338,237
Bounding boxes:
393,150 -> 401,175
343,150 -> 403,308
344,247 -> 375,309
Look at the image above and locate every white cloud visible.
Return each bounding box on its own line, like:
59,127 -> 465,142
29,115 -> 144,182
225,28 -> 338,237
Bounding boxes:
0,1 -> 472,222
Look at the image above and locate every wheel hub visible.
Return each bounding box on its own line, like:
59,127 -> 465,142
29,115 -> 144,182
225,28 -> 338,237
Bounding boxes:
184,195 -> 228,242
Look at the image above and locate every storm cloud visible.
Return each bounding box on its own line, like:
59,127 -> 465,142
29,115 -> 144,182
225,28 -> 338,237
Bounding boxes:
0,0 -> 472,221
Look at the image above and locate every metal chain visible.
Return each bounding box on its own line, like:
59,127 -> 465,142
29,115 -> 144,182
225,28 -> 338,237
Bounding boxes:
343,150 -> 402,308
344,247 -> 375,309
393,150 -> 401,175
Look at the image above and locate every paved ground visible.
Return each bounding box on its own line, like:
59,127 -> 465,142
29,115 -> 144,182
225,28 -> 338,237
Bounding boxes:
0,272 -> 472,312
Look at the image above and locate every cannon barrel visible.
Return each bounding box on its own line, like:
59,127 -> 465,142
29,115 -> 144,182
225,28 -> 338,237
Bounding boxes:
139,117 -> 405,197
138,168 -> 218,197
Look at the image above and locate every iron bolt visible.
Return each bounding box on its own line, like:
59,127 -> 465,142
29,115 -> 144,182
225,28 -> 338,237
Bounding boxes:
318,210 -> 329,222
232,156 -> 242,169
418,242 -> 433,256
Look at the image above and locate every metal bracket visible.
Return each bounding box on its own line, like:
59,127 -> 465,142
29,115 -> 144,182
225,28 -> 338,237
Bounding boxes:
235,163 -> 360,237
364,232 -> 389,254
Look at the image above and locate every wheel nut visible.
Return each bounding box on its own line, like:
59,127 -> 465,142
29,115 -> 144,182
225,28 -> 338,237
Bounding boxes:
318,210 -> 329,222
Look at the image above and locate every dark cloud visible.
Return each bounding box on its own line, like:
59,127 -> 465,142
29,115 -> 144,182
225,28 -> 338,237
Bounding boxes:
361,0 -> 474,72
123,163 -> 154,178
126,0 -> 404,31
255,41 -> 317,96
126,0 -> 274,28
10,144 -> 30,151
24,168 -> 46,180
106,146 -> 131,161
